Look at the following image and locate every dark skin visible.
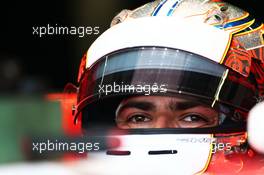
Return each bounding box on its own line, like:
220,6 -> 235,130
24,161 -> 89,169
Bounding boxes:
115,96 -> 219,129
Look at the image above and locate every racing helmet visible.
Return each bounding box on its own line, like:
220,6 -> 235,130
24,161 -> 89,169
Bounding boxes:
72,0 -> 264,174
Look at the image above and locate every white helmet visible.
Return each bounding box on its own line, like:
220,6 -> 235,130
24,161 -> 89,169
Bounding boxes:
73,0 -> 264,174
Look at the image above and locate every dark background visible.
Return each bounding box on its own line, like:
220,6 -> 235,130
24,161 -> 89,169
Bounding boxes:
1,0 -> 263,94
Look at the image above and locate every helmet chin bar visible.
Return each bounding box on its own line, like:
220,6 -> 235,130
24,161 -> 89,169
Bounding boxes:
89,133 -> 213,175
77,127 -> 247,175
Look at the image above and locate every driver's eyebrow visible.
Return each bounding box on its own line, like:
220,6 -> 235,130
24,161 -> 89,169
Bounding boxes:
116,101 -> 156,114
168,100 -> 203,111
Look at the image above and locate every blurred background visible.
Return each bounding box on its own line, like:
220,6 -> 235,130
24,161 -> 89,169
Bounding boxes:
0,0 -> 263,167
1,0 -> 153,166
1,0 -> 152,94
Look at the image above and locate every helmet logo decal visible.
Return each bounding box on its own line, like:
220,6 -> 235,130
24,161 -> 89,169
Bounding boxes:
224,39 -> 251,77
152,0 -> 183,16
152,0 -> 168,16
204,4 -> 228,26
235,24 -> 263,51
167,0 -> 183,16
214,12 -> 254,32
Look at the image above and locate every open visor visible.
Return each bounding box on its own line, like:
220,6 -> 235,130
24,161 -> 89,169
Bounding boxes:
78,47 -> 256,113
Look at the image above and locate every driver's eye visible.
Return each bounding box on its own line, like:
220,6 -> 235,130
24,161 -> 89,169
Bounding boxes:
127,114 -> 151,123
178,113 -> 211,128
181,114 -> 208,123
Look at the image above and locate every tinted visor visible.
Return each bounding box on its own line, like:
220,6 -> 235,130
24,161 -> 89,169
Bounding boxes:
78,47 -> 256,113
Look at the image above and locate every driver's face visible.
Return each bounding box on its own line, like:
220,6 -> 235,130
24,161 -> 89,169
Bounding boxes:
115,96 -> 219,129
